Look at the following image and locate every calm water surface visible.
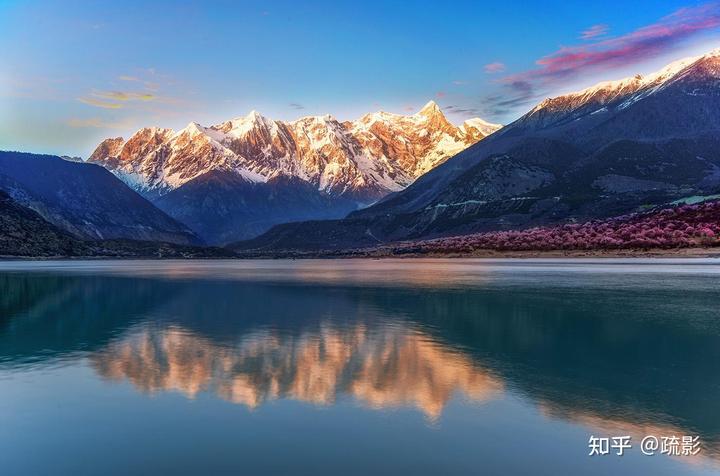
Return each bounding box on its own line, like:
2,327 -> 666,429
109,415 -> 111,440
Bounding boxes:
1,258 -> 719,475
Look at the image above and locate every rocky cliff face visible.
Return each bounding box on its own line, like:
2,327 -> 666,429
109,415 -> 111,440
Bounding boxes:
88,101 -> 501,203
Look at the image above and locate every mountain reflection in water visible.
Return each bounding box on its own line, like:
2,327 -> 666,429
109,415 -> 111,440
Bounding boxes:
1,259 -> 719,473
92,323 -> 502,419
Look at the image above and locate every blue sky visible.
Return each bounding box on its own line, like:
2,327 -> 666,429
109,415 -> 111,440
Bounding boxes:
1,0 -> 720,156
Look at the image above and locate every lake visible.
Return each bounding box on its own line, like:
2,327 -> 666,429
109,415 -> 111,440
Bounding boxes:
1,259 -> 719,475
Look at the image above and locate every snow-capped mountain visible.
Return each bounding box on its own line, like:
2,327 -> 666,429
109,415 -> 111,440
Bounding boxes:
368,47 -> 720,217
88,101 -> 501,203
236,47 -> 720,251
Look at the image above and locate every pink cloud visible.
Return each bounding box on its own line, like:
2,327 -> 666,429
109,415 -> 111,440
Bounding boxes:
436,91 -> 446,98
484,62 -> 506,73
487,2 -> 720,114
581,24 -> 609,40
514,3 -> 720,84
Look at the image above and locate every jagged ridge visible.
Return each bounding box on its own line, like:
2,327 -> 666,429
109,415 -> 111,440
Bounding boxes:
88,101 -> 501,203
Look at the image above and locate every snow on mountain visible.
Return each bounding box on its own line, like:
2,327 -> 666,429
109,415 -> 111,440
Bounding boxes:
460,118 -> 503,141
349,101 -> 500,179
88,101 -> 500,202
517,49 -> 720,132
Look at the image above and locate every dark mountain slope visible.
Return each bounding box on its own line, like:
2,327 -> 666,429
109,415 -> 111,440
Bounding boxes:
0,190 -> 86,256
0,151 -> 199,245
154,170 -> 358,245
0,189 -> 234,258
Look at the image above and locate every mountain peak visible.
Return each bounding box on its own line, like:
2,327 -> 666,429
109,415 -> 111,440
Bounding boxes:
418,100 -> 441,117
242,110 -> 275,129
245,110 -> 264,121
184,122 -> 204,133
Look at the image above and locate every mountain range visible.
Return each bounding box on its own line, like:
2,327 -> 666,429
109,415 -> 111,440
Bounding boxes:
3,48 -> 720,256
235,48 -> 720,252
87,102 -> 499,243
89,101 -> 500,201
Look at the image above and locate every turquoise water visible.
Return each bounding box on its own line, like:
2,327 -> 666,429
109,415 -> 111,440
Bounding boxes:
1,259 -> 719,475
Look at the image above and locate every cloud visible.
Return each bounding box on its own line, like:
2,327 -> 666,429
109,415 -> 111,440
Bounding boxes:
77,97 -> 124,109
78,89 -> 158,109
435,91 -> 446,98
65,117 -> 130,128
484,62 -> 506,73
481,80 -> 541,116
490,2 -> 720,115
443,104 -> 482,118
452,80 -> 468,85
515,3 -> 720,85
581,24 -> 609,40
495,81 -> 537,107
289,102 -> 305,110
93,90 -> 155,101
117,68 -> 166,91
444,104 -> 505,119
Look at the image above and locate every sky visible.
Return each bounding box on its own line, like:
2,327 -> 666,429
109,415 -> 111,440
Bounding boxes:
1,0 -> 720,156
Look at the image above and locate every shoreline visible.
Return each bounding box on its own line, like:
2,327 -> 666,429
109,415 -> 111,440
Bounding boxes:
234,245 -> 720,260
3,246 -> 720,261
368,247 -> 720,259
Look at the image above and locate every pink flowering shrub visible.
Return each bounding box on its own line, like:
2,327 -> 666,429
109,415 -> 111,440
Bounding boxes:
399,201 -> 720,252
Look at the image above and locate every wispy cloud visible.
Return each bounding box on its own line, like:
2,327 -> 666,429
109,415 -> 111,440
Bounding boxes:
435,91 -> 446,98
78,87 -> 159,109
77,97 -> 124,109
65,117 -> 131,128
118,73 -> 160,91
484,62 -> 506,73
489,2 -> 720,115
496,81 -> 536,106
1,74 -> 76,101
443,104 -> 484,118
581,24 -> 609,40
289,102 -> 305,110
481,80 -> 540,116
452,80 -> 468,85
516,3 -> 720,85
93,90 -> 156,101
